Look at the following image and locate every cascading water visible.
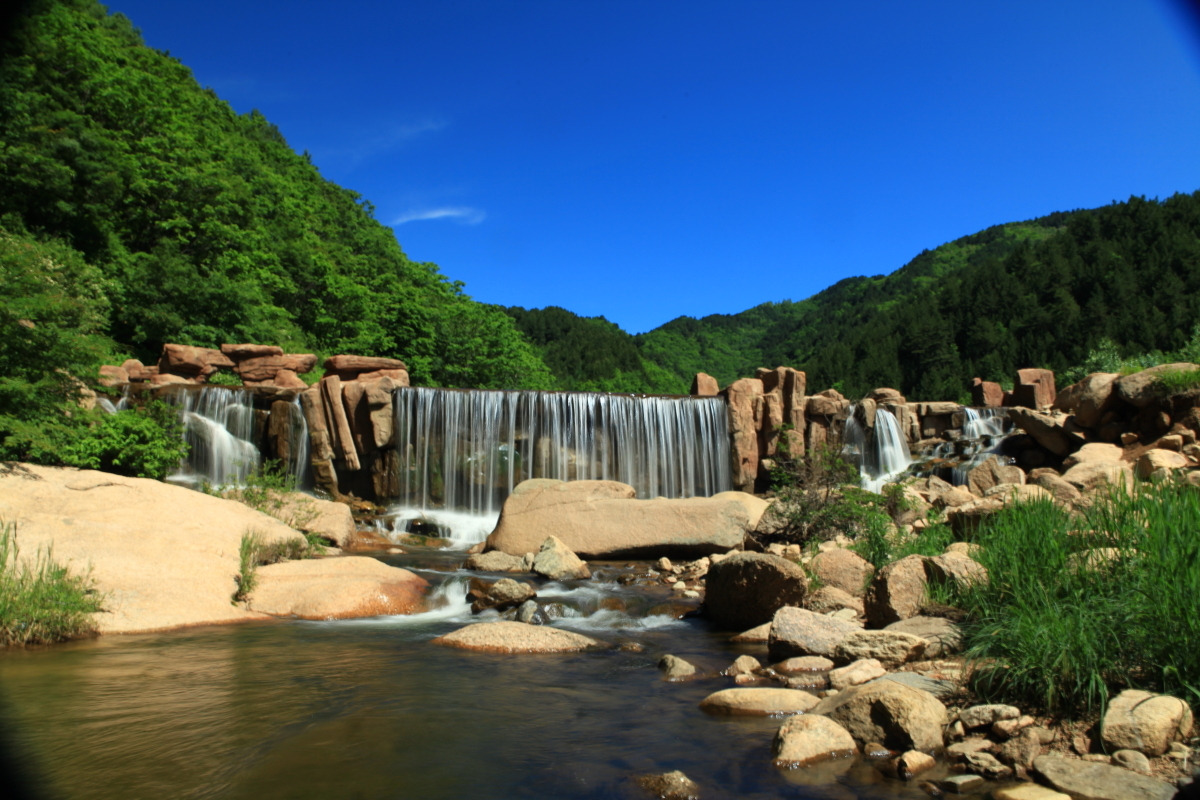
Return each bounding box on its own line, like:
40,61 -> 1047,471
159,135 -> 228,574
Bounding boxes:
168,387 -> 260,488
844,405 -> 913,493
963,407 -> 1008,439
387,387 -> 732,545
286,396 -> 312,491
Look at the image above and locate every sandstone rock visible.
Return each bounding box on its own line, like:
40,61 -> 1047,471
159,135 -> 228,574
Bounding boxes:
270,369 -> 308,389
699,687 -> 820,716
1101,689 -> 1194,757
468,577 -> 536,613
804,586 -> 864,615
726,378 -> 764,490
1115,363 -> 1199,407
834,630 -> 926,668
809,680 -> 948,751
942,774 -> 988,794
635,770 -> 699,800
250,557 -> 429,619
1055,373 -> 1119,428
828,658 -> 886,690
1136,448 -> 1189,479
768,606 -> 858,660
465,550 -> 527,572
220,343 -> 283,358
959,704 -> 1020,728
1111,749 -> 1152,774
1062,460 -> 1134,494
896,750 -> 936,780
320,375 -> 360,470
323,354 -> 408,379
772,714 -> 858,767
355,368 -> 409,384
97,365 -> 128,387
531,535 -> 590,581
1035,472 -> 1084,505
724,654 -> 761,676
967,455 -> 1026,496
972,378 -> 1004,408
933,485 -> 977,509
1008,408 -> 1083,456
807,392 -> 848,416
1014,368 -> 1057,409
705,552 -> 809,630
884,616 -> 961,658
485,479 -> 759,559
690,373 -> 719,396
120,358 -> 146,379
658,654 -> 697,681
809,548 -> 874,597
997,727 -> 1044,769
947,737 -> 995,759
433,621 -> 600,653
149,373 -> 192,385
925,552 -> 987,589
1032,754 -> 1176,800
730,621 -> 771,643
946,497 -> 1005,535
773,655 -> 835,673
160,343 -> 234,375
863,554 -> 928,627
992,785 -> 1071,800
962,751 -> 1012,779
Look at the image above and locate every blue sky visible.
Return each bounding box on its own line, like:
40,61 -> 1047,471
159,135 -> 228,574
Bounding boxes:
109,0 -> 1200,334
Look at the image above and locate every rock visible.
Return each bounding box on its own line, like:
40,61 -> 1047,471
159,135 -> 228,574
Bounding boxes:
485,479 -> 763,559
828,658 -> 886,690
972,379 -> 1005,408
220,343 -> 283,358
252,491 -> 356,548
967,455 -> 1026,496
465,550 -> 527,572
726,378 -> 764,490
991,785 -> 1071,800
250,557 -> 430,619
97,364 -> 129,387
635,770 -> 699,800
1062,460 -> 1135,494
1032,753 -> 1177,800
878,672 -> 957,699
1014,368 -> 1057,409
0,463 -> 312,634
659,654 -> 697,681
896,750 -> 936,780
705,552 -> 809,630
809,679 -> 947,751
235,354 -> 318,382
947,737 -> 995,759
1157,434 -> 1184,451
531,536 -> 591,580
1111,749 -> 1152,775
1056,373 -> 1119,428
934,485 -> 978,509
994,715 -> 1035,738
1035,472 -> 1084,505
516,599 -> 539,624
270,369 -> 308,389
1115,363 -> 1199,407
805,585 -> 864,615
468,577 -> 536,613
690,373 -> 719,397
1101,689 -> 1194,757
160,343 -> 235,376
323,354 -> 408,379
863,554 -> 928,627
432,621 -> 600,653
997,728 -> 1044,769
925,552 -> 987,590
768,606 -> 858,660
724,655 -> 762,676
959,704 -> 1021,729
809,548 -> 874,597
947,497 -> 1006,535
1008,408 -> 1083,456
941,773 -> 987,793
772,714 -> 858,766
656,556 -> 673,571
834,630 -> 926,668
773,655 -> 835,673
962,751 -> 1012,779
1136,448 -> 1189,479
884,616 -> 961,658
730,622 -> 771,643
700,687 -> 820,716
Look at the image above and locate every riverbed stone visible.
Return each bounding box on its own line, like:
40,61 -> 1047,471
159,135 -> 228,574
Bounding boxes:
705,552 -> 809,630
864,554 -> 928,627
834,630 -> 926,668
809,680 -> 947,751
432,621 -> 600,653
884,616 -> 961,658
804,586 -> 864,615
809,548 -> 874,597
1032,754 -> 1177,800
773,655 -> 835,673
730,621 -> 771,642
699,687 -> 820,716
635,770 -> 700,800
251,557 -> 431,619
828,658 -> 886,690
531,535 -> 591,581
464,550 -> 527,572
468,577 -> 536,613
1101,689 -> 1194,756
961,751 -> 1012,779
991,785 -> 1070,800
941,774 -> 987,793
959,703 -> 1020,729
768,606 -> 857,660
772,714 -> 858,766
724,655 -> 761,676
659,654 -> 697,681
896,750 -> 936,780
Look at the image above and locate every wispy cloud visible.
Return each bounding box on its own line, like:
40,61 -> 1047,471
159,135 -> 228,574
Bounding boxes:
328,118 -> 448,166
392,206 -> 487,225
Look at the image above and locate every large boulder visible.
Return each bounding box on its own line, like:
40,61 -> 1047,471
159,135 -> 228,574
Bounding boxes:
1055,373 -> 1119,428
725,378 -> 764,490
1013,368 -> 1057,409
972,378 -> 1004,408
768,606 -> 857,660
773,714 -> 858,767
1032,754 -> 1176,800
1062,459 -> 1135,494
1034,472 -> 1084,506
1062,442 -> 1124,470
698,688 -> 820,716
863,554 -> 928,627
809,548 -> 874,597
323,354 -> 408,380
159,343 -> 234,376
808,680 -> 948,751
250,557 -> 430,619
705,553 -> 809,630
1136,448 -> 1189,479
1008,408 -> 1083,456
531,536 -> 590,580
0,463 -> 308,634
432,621 -> 600,653
834,630 -> 926,668
1115,363 -> 1198,407
925,551 -> 987,590
967,455 -> 1026,496
691,373 -> 719,396
467,577 -> 536,613
1101,689 -> 1194,757
485,479 -> 760,559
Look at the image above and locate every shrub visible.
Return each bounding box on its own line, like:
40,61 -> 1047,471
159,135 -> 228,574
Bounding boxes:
58,401 -> 188,480
0,519 -> 103,645
1154,366 -> 1200,397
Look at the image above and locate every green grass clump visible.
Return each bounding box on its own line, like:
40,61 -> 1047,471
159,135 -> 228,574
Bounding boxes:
0,520 -> 103,645
957,480 -> 1200,715
232,528 -> 321,604
1154,366 -> 1200,397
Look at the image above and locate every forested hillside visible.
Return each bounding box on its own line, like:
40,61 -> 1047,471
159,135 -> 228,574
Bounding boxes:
0,0 -> 551,391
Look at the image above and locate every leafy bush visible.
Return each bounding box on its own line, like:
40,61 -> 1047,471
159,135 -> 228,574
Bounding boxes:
957,480 -> 1200,714
1153,366 -> 1200,397
0,519 -> 103,645
205,371 -> 243,387
58,402 -> 188,480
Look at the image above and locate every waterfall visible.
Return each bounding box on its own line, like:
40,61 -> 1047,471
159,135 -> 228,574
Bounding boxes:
949,407 -> 1012,485
963,407 -> 1008,439
288,396 -> 312,491
387,387 -> 732,543
845,405 -> 913,493
168,386 -> 260,488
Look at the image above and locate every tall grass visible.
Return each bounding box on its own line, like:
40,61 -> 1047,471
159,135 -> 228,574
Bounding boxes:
0,520 -> 103,645
958,480 -> 1200,715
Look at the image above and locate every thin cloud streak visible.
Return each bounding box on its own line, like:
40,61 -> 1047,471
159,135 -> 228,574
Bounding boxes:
392,206 -> 487,225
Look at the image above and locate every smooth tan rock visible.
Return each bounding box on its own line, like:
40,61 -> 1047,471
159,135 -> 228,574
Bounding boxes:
773,714 -> 858,766
1115,363 -> 1199,407
810,548 -> 874,597
1036,472 -> 1084,505
1136,448 -> 1188,479
896,749 -> 936,780
992,784 -> 1071,800
699,687 -> 820,716
1101,689 -> 1194,757
485,479 -> 756,559
235,354 -> 318,381
690,372 -> 719,396
1032,754 -> 1176,800
828,658 -> 886,690
323,354 -> 408,377
946,497 -> 1005,535
730,621 -> 772,642
967,455 -> 1026,496
659,654 -> 698,681
1063,442 -> 1124,469
97,364 -> 128,386
432,621 -> 599,653
834,630 -> 926,668
250,557 -> 428,619
1056,373 -> 1119,428
724,654 -> 762,676
726,377 -> 764,490
926,552 -> 987,589
0,464 -> 307,634
221,343 -> 283,358
1062,460 -> 1134,493
160,343 -> 234,375
959,704 -> 1020,728
884,616 -> 961,658
972,379 -> 1004,408
465,550 -> 527,572
233,490 -> 355,548
804,585 -> 864,615
531,535 -> 590,580
773,655 -> 835,673
864,554 -> 928,627
706,552 -> 809,630
809,680 -> 948,751
1014,368 -> 1057,409
768,606 -> 857,660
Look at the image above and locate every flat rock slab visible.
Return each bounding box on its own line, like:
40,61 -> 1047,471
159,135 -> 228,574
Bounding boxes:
730,622 -> 771,642
699,687 -> 820,716
768,606 -> 858,661
1032,754 -> 1176,800
878,672 -> 958,699
433,621 -> 600,653
251,557 -> 430,619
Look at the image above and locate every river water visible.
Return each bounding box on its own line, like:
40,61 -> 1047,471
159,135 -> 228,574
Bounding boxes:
0,551 -> 945,800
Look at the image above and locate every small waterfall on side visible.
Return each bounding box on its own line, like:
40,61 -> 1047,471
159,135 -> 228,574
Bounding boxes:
844,405 -> 913,493
168,387 -> 260,488
963,407 -> 1008,439
388,387 -> 732,545
288,396 -> 312,491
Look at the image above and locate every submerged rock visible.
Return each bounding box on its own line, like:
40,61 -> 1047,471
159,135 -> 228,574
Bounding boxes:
659,655 -> 698,681
531,536 -> 591,581
635,770 -> 700,800
432,621 -> 600,653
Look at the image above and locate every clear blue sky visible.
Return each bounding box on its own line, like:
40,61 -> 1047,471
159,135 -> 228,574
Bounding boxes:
108,0 -> 1200,334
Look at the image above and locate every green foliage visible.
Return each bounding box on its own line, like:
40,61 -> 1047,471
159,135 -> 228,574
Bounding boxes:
57,401 -> 187,480
208,460 -> 324,539
205,371 -> 243,387
957,481 -> 1200,714
1154,366 -> 1200,397
233,530 -> 261,603
0,518 -> 103,645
